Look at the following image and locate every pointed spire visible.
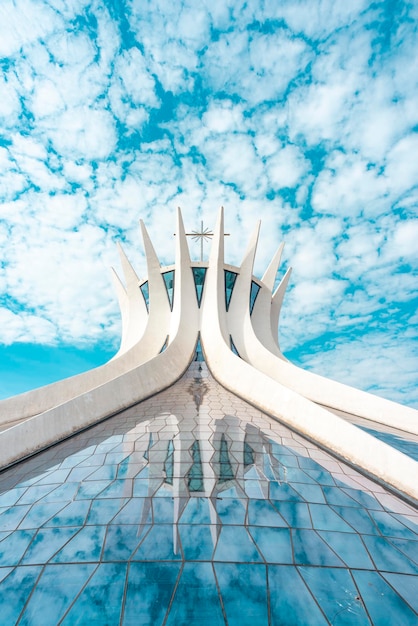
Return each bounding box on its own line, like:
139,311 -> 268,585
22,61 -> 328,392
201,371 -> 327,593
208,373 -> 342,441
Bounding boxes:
262,242 -> 284,292
273,266 -> 292,301
175,206 -> 191,267
117,243 -> 139,292
271,267 -> 292,345
139,220 -> 161,274
110,266 -> 127,304
139,219 -> 166,316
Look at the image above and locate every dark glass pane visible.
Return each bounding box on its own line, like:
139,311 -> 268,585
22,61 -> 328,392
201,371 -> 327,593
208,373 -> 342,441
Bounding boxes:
192,267 -> 207,307
218,435 -> 234,483
140,281 -> 149,312
224,270 -> 238,311
230,336 -> 240,357
162,270 -> 175,310
187,441 -> 204,492
159,336 -> 169,353
164,440 -> 174,486
194,335 -> 204,361
249,281 -> 261,314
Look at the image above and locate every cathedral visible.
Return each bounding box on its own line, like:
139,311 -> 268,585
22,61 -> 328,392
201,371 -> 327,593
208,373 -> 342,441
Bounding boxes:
0,209 -> 417,624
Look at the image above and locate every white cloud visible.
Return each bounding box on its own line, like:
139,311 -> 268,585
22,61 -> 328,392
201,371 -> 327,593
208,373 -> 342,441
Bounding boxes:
203,101 -> 244,133
267,144 -> 310,189
312,152 -> 389,217
47,107 -> 117,160
0,0 -> 61,58
0,307 -> 57,345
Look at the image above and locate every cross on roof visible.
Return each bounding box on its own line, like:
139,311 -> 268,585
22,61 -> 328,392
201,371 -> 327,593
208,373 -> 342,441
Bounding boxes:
184,219 -> 230,261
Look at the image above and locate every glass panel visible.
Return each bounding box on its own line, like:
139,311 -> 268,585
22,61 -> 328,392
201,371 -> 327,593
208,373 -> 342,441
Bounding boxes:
60,563 -> 127,625
298,566 -> 371,625
166,562 -> 224,626
359,426 -> 418,461
123,562 -> 181,626
194,335 -> 204,361
192,267 -> 207,307
353,570 -> 418,625
249,281 -> 261,314
15,564 -> 90,626
224,270 -> 238,311
162,270 -> 175,310
269,566 -> 328,625
215,563 -> 268,626
230,335 -> 240,357
140,281 -> 149,312
159,336 -> 169,353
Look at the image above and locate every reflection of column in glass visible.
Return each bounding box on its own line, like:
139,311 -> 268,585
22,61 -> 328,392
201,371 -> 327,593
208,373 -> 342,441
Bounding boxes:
212,415 -> 246,498
187,441 -> 204,492
187,374 -> 208,412
172,422 -> 194,554
139,414 -> 180,546
245,423 -> 285,484
244,424 -> 268,498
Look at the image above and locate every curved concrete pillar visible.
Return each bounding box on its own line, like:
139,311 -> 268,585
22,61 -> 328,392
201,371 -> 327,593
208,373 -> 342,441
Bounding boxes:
0,210 -> 199,467
224,224 -> 418,435
201,209 -> 418,501
111,243 -> 148,358
250,242 -> 285,358
0,218 -> 183,425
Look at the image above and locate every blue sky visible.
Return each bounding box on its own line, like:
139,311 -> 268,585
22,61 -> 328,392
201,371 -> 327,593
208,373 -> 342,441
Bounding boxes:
0,0 -> 417,407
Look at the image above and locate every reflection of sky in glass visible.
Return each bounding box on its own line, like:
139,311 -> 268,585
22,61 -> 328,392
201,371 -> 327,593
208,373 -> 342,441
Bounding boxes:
0,362 -> 417,624
359,426 -> 418,462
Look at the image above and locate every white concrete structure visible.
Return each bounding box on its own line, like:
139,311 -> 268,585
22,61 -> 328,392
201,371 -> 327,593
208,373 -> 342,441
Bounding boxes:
1,208 -> 417,502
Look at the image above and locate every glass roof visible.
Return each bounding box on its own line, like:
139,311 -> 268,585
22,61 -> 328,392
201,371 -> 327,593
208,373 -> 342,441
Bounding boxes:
0,363 -> 417,624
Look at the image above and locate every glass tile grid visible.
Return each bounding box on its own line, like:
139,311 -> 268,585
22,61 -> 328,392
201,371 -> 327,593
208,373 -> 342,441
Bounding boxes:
0,362 -> 417,625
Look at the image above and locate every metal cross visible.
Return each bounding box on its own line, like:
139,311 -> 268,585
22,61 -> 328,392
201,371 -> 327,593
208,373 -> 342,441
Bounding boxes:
185,220 -> 230,261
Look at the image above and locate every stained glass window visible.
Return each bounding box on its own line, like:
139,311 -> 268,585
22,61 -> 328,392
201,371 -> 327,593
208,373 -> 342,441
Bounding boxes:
140,281 -> 149,312
162,270 -> 175,310
230,335 -> 240,357
249,281 -> 261,315
224,270 -> 238,311
192,267 -> 207,307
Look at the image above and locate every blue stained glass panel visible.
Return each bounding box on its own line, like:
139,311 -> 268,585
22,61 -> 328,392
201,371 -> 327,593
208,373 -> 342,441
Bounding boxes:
140,281 -> 149,312
229,335 -> 240,357
162,270 -> 175,310
224,270 -> 238,311
249,280 -> 261,314
192,266 -> 207,307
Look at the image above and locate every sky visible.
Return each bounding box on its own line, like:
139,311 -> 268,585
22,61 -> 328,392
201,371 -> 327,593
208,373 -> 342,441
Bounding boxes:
0,0 -> 417,408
